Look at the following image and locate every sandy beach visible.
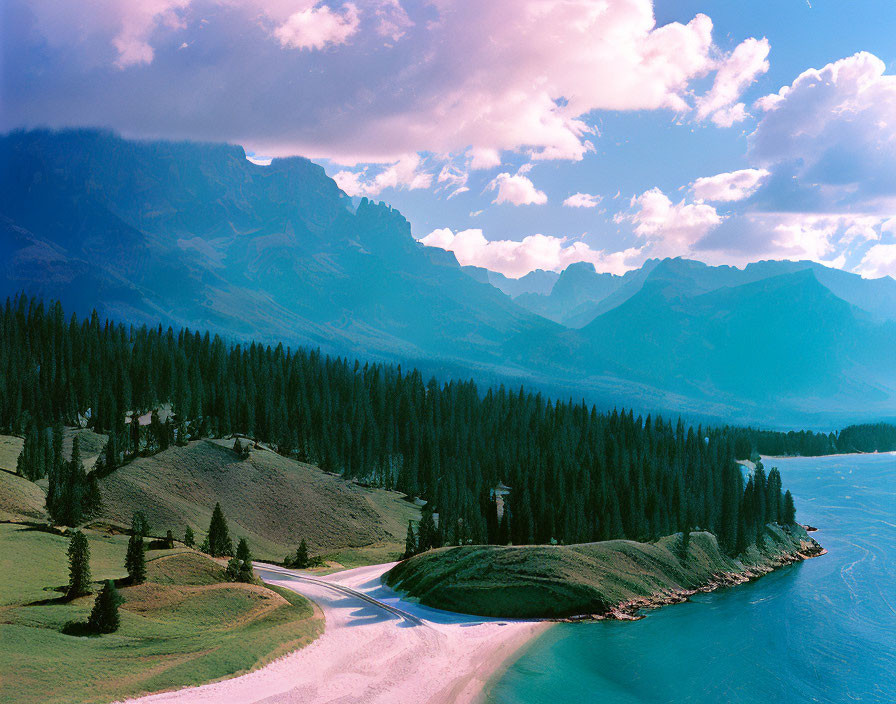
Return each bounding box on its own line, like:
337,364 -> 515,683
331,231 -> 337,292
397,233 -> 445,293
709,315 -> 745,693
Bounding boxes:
121,562 -> 550,704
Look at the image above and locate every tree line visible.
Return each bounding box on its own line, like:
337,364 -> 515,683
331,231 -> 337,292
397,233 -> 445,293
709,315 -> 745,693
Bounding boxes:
5,296 -> 877,555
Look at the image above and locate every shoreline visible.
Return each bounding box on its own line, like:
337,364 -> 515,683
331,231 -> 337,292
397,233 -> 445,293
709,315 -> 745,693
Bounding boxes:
123,563 -> 553,704
473,622 -> 554,704
589,539 -> 826,622
760,450 -> 896,460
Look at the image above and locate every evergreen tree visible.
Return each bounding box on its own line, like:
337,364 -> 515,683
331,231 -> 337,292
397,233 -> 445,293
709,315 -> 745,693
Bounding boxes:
235,538 -> 253,582
66,530 -> 92,599
87,580 -> 122,634
417,511 -> 437,552
184,525 -> 195,548
131,511 -> 150,538
782,490 -> 797,525
206,502 -> 233,557
403,521 -> 416,559
1,294 -> 832,556
293,539 -> 310,568
125,535 -> 146,584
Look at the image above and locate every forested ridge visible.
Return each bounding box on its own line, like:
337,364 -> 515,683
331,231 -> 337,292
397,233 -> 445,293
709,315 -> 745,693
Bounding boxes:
3,296 -> 892,554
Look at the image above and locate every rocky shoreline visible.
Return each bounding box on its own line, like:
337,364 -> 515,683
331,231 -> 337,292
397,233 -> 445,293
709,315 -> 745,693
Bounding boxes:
571,535 -> 826,622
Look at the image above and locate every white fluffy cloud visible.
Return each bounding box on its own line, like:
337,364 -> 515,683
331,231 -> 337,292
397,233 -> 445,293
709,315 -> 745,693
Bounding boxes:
750,52 -> 896,211
696,37 -> 770,126
563,192 -> 602,208
273,3 -> 361,50
419,228 -> 640,277
7,0 -> 769,163
619,188 -> 722,256
488,173 -> 547,206
333,154 -> 431,196
855,244 -> 896,279
691,168 -> 769,202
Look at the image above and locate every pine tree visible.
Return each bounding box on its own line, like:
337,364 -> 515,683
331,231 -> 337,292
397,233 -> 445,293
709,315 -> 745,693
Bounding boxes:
87,580 -> 122,634
66,530 -> 92,599
417,511 -> 437,552
125,535 -> 146,584
206,502 -> 233,557
403,521 -> 416,559
184,525 -> 195,548
782,490 -> 796,524
293,539 -> 310,568
235,538 -> 253,582
131,511 -> 150,538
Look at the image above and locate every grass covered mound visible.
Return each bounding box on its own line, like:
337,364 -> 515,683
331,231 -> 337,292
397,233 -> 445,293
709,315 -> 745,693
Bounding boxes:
96,438 -> 419,561
0,524 -> 322,704
385,525 -> 821,619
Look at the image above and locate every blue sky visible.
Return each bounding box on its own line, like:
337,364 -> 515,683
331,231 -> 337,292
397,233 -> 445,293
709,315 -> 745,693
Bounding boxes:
3,0 -> 896,278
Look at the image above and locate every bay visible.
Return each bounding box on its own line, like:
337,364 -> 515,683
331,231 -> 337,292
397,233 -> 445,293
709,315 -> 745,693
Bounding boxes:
486,453 -> 896,704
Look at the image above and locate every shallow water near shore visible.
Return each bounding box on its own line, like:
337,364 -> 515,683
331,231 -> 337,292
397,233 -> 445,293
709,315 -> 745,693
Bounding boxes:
485,453 -> 896,704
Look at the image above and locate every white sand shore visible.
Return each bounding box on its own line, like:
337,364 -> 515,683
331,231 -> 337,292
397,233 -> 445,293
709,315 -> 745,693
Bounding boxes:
121,562 -> 549,704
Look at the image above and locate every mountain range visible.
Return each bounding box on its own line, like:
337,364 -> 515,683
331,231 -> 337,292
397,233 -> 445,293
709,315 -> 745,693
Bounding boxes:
2,129 -> 894,427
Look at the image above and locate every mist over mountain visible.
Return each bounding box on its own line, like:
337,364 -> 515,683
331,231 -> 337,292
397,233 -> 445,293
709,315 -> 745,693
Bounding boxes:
2,129 -> 894,426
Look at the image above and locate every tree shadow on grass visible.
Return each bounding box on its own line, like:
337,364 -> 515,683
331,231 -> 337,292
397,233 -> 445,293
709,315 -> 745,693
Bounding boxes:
61,620 -> 101,637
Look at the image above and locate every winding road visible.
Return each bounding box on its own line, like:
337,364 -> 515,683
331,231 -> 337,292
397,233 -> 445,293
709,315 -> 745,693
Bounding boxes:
123,561 -> 548,704
253,563 -> 428,627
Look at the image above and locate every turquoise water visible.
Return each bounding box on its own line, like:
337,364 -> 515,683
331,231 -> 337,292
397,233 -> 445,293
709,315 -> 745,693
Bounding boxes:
486,453 -> 896,704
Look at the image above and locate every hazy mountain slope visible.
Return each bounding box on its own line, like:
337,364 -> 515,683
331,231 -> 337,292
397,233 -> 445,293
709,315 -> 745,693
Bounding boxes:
2,129 -> 894,424
0,129 -> 558,366
515,262 -> 622,324
574,269 -> 896,414
462,266 -> 559,297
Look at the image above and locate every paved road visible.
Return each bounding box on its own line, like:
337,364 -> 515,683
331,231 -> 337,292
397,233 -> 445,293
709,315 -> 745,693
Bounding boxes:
253,563 -> 428,627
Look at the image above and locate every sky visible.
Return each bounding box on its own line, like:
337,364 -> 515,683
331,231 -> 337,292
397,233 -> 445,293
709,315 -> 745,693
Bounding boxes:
3,0 -> 896,279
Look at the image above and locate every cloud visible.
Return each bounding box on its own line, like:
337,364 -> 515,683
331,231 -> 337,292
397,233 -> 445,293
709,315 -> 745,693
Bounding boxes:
333,153 -> 431,196
696,37 -> 770,125
618,187 -> 722,256
488,173 -> 547,206
563,192 -> 602,208
436,164 -> 469,199
855,244 -> 896,279
418,228 -> 641,277
373,0 -> 413,41
691,168 -> 769,202
468,148 -> 502,171
273,3 -> 361,50
4,0 -> 766,163
693,212 -> 891,269
750,51 -> 896,213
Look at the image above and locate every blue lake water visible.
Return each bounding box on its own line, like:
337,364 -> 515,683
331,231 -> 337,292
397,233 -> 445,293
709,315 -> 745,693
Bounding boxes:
485,453 -> 896,704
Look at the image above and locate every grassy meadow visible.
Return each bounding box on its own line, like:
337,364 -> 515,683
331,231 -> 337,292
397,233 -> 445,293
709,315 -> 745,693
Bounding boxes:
0,524 -> 322,704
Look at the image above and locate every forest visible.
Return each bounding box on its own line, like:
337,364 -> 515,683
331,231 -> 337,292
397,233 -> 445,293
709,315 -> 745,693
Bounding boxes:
4,296 -> 891,555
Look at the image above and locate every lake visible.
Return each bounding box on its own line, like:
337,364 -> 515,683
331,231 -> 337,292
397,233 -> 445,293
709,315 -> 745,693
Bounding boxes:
485,453 -> 896,704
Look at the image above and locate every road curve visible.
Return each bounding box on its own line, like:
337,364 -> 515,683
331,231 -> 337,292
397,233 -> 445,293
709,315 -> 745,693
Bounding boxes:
253,562 -> 428,627
122,561 -> 549,704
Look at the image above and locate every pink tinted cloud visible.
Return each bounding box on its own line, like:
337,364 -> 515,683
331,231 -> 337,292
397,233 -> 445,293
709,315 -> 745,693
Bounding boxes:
419,228 -> 641,277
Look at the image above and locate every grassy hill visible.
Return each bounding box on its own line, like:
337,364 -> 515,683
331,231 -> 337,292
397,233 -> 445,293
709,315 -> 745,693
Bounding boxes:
385,526 -> 822,619
0,429 -> 419,565
95,438 -> 419,563
0,524 -> 322,704
0,428 -> 109,523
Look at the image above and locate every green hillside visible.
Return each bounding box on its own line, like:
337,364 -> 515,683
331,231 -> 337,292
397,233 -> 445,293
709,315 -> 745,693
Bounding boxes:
385,525 -> 822,619
95,438 -> 419,563
0,524 -> 322,704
